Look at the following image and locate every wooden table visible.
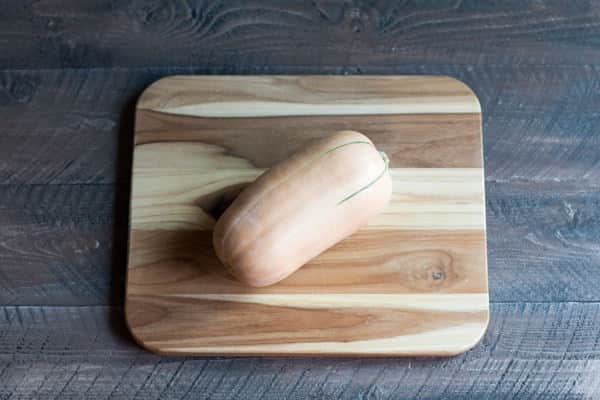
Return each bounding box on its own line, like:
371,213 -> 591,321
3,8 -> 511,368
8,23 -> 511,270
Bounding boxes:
1,2 -> 599,399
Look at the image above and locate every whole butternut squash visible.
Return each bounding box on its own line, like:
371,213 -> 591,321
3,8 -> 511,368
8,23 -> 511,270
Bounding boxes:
213,130 -> 392,287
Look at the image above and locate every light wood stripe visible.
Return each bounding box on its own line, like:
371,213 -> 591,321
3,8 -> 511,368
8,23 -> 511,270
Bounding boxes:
138,75 -> 481,117
157,293 -> 489,312
131,166 -> 484,231
156,100 -> 480,117
152,322 -> 488,356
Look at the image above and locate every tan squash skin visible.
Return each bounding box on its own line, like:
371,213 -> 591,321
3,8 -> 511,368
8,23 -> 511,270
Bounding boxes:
212,130 -> 392,287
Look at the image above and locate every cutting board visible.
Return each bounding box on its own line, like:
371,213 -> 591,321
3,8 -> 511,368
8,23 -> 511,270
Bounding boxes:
126,75 -> 488,356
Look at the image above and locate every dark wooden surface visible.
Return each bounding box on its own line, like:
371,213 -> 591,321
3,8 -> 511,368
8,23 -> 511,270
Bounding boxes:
1,1 -> 599,398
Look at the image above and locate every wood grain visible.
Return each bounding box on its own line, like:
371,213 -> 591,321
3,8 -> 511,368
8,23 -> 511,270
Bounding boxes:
136,110 -> 483,168
128,230 -> 486,295
131,163 -> 484,231
138,75 -> 480,116
1,304 -> 600,399
126,75 -> 488,356
3,1 -> 600,69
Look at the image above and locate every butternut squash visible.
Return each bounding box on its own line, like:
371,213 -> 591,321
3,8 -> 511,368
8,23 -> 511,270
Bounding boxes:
213,130 -> 392,287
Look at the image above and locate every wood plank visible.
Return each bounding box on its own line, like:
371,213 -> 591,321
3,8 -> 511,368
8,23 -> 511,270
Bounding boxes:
0,184 -> 124,306
487,180 -> 600,302
138,75 -> 480,116
2,1 -> 600,69
136,110 -> 483,168
2,66 -> 600,184
0,304 -> 599,398
128,229 -> 486,295
0,69 -> 147,185
131,165 -> 485,231
127,294 -> 488,356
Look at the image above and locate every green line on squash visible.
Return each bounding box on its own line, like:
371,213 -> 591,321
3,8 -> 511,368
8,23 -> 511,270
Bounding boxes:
324,140 -> 372,154
298,140 -> 372,176
337,150 -> 389,205
279,139 -> 387,206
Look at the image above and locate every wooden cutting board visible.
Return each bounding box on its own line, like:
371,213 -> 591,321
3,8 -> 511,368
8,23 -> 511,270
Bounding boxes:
126,75 -> 488,356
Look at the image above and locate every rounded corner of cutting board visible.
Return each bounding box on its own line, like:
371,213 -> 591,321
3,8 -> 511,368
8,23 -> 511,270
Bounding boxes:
124,300 -> 168,356
448,310 -> 490,357
438,75 -> 482,113
123,301 -> 149,351
136,75 -> 181,110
